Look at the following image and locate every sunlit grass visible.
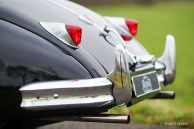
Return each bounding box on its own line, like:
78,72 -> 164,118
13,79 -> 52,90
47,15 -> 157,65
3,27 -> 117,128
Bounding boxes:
92,2 -> 194,128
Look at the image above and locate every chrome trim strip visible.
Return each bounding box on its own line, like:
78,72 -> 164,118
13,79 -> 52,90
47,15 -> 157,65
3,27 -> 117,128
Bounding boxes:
20,78 -> 114,110
20,78 -> 112,90
21,95 -> 113,110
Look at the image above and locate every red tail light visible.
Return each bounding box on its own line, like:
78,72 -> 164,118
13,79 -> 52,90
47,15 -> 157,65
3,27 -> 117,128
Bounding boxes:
125,19 -> 138,36
121,35 -> 132,41
65,25 -> 82,45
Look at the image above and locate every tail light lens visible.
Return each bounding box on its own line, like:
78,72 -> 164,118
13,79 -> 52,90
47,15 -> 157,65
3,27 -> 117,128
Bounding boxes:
65,25 -> 82,45
40,22 -> 82,48
105,17 -> 139,42
121,35 -> 131,41
125,19 -> 138,36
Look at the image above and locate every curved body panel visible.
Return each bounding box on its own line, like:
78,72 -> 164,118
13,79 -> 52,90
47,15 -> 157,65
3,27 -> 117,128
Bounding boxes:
0,0 -> 148,74
0,19 -> 92,116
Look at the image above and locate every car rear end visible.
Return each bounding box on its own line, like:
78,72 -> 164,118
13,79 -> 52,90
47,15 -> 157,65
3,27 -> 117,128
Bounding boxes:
0,0 -> 176,124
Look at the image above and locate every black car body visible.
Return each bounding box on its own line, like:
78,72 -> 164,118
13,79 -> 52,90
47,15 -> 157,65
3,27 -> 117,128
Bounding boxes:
0,0 -> 176,127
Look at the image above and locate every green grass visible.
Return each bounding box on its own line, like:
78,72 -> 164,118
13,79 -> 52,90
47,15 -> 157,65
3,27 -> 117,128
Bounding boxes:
92,2 -> 194,128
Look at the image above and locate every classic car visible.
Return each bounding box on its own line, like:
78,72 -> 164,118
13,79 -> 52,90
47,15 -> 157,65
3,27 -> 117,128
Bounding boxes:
0,0 -> 176,128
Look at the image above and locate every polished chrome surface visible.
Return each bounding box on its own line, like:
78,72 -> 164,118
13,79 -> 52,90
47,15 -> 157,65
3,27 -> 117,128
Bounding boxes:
104,27 -> 137,66
105,17 -> 176,86
155,61 -> 165,70
40,22 -> 78,48
103,26 -> 136,106
107,45 -> 132,105
155,61 -> 165,82
103,27 -> 164,106
20,78 -> 114,110
127,64 -> 160,105
36,114 -> 130,124
79,114 -> 130,123
136,54 -> 156,63
151,91 -> 175,99
159,35 -> 176,85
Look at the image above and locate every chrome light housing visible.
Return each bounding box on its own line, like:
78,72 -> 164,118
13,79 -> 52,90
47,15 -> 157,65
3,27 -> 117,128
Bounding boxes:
40,22 -> 81,48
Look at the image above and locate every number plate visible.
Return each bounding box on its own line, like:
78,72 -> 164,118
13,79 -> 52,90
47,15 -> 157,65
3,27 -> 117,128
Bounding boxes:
132,71 -> 161,97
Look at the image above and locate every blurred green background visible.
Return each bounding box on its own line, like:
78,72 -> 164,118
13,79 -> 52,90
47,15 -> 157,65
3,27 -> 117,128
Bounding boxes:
74,0 -> 194,128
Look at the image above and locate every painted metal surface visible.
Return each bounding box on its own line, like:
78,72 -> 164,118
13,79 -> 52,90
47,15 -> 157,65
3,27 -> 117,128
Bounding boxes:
0,0 -> 176,122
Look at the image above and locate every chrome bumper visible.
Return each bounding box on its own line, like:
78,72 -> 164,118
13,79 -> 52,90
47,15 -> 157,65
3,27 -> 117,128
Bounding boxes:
20,35 -> 176,112
20,78 -> 114,110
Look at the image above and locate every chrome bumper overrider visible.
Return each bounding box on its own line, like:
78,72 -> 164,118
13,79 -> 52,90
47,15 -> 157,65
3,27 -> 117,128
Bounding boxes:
20,35 -> 176,120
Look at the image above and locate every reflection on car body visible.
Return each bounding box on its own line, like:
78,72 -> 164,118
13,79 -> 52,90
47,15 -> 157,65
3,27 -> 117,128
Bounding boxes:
0,0 -> 176,128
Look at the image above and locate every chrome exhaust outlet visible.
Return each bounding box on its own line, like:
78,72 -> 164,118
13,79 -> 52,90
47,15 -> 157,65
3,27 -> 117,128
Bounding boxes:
36,114 -> 130,124
79,114 -> 130,123
150,91 -> 175,99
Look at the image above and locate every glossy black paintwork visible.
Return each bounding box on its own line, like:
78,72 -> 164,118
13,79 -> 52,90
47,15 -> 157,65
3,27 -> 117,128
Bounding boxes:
0,0 -> 114,117
0,19 -> 93,86
0,0 -> 149,118
0,0 -> 108,77
0,19 -> 94,116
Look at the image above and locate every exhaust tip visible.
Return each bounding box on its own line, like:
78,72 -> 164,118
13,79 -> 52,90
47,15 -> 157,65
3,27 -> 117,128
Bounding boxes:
80,114 -> 130,124
151,91 -> 175,99
33,114 -> 130,124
